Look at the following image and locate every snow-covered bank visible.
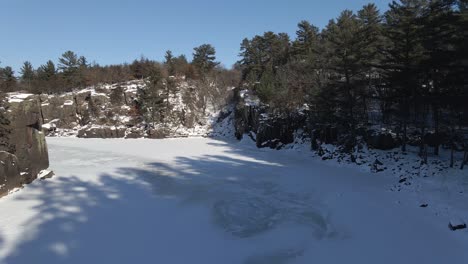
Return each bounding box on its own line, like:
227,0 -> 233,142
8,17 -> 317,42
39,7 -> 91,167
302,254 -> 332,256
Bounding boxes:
0,137 -> 467,263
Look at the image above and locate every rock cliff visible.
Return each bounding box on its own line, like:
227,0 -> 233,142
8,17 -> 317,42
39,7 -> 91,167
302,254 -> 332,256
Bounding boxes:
40,79 -> 233,139
234,89 -> 308,149
1,94 -> 49,197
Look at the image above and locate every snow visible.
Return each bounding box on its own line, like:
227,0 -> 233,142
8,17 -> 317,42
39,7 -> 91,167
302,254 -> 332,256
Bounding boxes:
38,170 -> 54,180
42,123 -> 54,130
63,100 -> 74,106
0,137 -> 467,263
240,89 -> 260,107
7,93 -> 34,103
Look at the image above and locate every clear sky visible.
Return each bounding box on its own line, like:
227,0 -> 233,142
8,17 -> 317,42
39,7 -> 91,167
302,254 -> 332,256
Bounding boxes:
1,0 -> 392,72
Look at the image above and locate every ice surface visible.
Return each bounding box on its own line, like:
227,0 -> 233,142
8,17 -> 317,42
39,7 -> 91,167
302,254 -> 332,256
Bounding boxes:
0,137 -> 467,264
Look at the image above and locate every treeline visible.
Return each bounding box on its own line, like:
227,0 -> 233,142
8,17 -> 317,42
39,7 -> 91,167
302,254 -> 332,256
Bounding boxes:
237,0 -> 467,160
0,44 -> 239,94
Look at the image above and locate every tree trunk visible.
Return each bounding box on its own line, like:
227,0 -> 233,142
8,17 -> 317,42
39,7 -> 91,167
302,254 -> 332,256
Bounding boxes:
420,125 -> 427,164
450,144 -> 455,168
461,145 -> 468,170
450,128 -> 455,168
402,120 -> 407,152
433,103 -> 440,155
345,70 -> 356,163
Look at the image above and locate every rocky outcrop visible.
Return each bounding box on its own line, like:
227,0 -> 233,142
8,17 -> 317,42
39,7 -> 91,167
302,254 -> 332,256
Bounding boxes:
1,94 -> 49,197
39,80 -> 225,139
367,131 -> 397,150
234,104 -> 263,140
234,89 -> 308,149
0,152 -> 21,194
77,125 -> 127,138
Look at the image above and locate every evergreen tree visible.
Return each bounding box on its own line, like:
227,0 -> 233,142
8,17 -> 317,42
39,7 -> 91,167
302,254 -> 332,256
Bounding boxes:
384,0 -> 428,151
137,65 -> 166,125
0,93 -> 14,153
58,50 -> 84,87
357,3 -> 385,122
0,67 -> 17,92
239,32 -> 291,82
20,61 -> 35,91
37,60 -> 56,81
58,51 -> 79,74
291,20 -> 320,59
192,44 -> 219,76
323,10 -> 363,130
164,50 -> 176,76
420,0 -> 460,155
255,67 -> 277,103
130,56 -> 153,80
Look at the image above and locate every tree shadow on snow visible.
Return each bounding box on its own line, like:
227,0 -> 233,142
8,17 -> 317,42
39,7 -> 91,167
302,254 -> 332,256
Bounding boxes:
1,140 -> 333,264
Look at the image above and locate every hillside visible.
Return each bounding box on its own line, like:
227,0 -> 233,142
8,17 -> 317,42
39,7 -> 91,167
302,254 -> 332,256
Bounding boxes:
8,78 -> 235,139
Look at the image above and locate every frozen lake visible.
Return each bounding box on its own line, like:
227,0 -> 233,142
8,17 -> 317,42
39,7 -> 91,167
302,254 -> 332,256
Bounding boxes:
0,137 -> 467,263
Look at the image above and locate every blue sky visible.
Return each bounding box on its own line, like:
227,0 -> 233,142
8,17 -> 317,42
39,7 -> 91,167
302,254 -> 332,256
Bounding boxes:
1,0 -> 392,72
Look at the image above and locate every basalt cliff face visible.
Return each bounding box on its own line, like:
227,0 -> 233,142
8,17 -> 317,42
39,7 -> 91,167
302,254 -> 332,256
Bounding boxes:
0,94 -> 49,197
37,79 -> 234,139
234,89 -> 309,149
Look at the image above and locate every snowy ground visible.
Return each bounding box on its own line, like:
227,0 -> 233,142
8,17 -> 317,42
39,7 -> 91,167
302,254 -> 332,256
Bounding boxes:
0,137 -> 467,263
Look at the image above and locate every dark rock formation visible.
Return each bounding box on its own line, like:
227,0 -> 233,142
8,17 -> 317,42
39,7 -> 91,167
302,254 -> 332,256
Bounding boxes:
234,104 -> 262,140
125,128 -> 144,139
256,114 -> 305,148
367,131 -> 397,150
1,94 -> 49,197
311,125 -> 339,150
234,90 -> 307,149
449,220 -> 467,231
0,151 -> 21,195
77,126 -> 126,138
147,128 -> 169,139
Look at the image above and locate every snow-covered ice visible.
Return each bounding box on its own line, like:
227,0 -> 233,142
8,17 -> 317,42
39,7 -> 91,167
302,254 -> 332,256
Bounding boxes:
0,137 -> 467,263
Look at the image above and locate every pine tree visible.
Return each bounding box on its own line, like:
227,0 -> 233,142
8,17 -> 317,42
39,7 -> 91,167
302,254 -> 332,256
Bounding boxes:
323,10 -> 362,128
357,3 -> 385,123
164,50 -> 176,76
238,32 -> 291,82
192,44 -> 219,77
20,61 -> 35,91
291,20 -> 320,59
255,66 -> 276,103
0,66 -> 17,92
58,51 -> 79,74
384,0 -> 428,152
58,50 -> 83,88
37,60 -> 56,81
0,93 -> 13,153
137,65 -> 166,125
420,0 -> 460,155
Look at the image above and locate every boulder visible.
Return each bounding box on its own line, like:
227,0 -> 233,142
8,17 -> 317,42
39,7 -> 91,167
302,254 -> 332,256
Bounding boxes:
41,95 -> 79,127
0,151 -> 22,197
125,128 -> 144,139
371,159 -> 385,173
449,219 -> 467,231
78,126 -> 126,138
38,170 -> 55,180
147,128 -> 168,139
368,132 -> 397,150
